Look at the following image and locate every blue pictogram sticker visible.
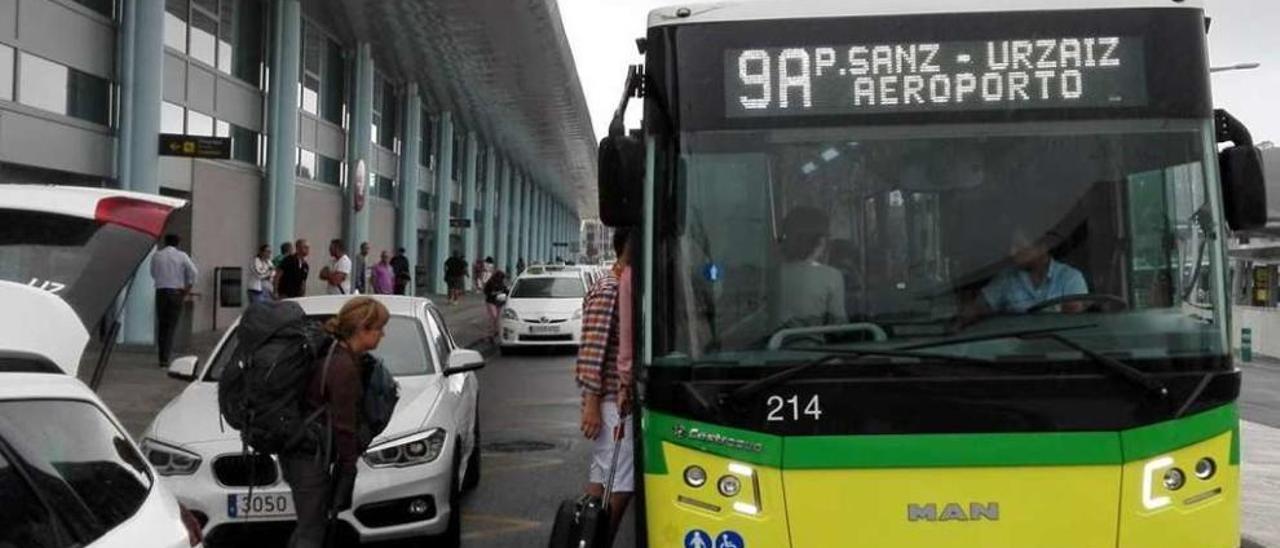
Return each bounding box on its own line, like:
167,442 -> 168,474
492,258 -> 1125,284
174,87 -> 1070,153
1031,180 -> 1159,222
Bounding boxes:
703,263 -> 721,282
685,529 -> 712,548
715,530 -> 745,548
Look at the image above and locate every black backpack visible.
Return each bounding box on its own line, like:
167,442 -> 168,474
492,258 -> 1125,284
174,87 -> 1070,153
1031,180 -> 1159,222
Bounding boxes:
218,300 -> 333,455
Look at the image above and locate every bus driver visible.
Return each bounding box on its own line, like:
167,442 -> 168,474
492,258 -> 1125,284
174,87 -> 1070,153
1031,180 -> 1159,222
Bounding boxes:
958,227 -> 1088,325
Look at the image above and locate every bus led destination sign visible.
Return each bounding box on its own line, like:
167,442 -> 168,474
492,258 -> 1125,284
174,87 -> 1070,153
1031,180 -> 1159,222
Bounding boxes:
725,36 -> 1146,117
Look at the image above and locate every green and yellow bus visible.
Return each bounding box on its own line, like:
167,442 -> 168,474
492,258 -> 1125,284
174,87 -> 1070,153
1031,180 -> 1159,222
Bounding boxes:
595,0 -> 1270,546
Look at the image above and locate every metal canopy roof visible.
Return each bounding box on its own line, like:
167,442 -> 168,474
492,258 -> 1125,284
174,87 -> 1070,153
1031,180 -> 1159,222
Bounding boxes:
333,0 -> 598,218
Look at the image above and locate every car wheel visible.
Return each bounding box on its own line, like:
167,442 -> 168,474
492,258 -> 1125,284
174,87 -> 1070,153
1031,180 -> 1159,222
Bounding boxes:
462,411 -> 481,491
429,446 -> 464,547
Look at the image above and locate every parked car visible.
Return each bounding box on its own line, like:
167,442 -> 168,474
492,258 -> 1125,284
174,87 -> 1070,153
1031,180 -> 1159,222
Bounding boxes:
0,371 -> 200,548
499,269 -> 588,351
0,186 -> 201,548
143,295 -> 483,546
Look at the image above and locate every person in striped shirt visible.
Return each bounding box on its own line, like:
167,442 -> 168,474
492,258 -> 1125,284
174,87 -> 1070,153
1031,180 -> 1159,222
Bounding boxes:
575,227 -> 634,540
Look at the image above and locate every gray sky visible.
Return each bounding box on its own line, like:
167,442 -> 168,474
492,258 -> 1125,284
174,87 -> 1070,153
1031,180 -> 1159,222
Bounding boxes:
561,0 -> 1280,143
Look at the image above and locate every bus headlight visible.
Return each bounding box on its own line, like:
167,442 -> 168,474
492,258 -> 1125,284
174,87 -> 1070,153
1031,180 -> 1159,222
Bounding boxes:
717,475 -> 741,497
1195,457 -> 1216,480
1163,467 -> 1186,490
683,465 -> 707,488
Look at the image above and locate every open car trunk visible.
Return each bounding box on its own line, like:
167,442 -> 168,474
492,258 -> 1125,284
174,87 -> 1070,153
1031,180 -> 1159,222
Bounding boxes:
0,186 -> 186,374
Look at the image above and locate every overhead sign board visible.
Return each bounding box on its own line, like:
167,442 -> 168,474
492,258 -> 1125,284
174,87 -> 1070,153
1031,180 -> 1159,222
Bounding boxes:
158,134 -> 232,159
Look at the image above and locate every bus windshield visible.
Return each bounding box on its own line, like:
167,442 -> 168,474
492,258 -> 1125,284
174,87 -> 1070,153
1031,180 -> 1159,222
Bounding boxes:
653,120 -> 1225,365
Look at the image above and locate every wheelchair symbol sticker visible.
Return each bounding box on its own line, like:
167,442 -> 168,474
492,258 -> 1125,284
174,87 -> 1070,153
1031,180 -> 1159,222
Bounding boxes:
716,531 -> 745,548
685,529 -> 712,548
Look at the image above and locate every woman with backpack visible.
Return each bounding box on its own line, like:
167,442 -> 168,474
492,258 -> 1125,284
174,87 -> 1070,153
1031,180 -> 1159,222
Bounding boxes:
280,297 -> 389,548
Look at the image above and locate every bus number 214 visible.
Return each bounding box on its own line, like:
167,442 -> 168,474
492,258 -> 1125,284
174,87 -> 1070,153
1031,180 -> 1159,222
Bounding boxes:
766,395 -> 823,422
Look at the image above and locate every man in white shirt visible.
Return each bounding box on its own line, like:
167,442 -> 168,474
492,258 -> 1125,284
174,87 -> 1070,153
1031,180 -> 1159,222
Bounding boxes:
150,234 -> 198,368
321,239 -> 352,295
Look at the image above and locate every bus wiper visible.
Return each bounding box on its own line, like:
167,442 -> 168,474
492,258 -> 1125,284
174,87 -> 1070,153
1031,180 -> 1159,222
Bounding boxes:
897,324 -> 1168,398
726,348 -> 995,404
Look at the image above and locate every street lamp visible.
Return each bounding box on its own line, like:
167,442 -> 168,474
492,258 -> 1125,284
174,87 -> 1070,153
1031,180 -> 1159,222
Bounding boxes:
1210,62 -> 1261,73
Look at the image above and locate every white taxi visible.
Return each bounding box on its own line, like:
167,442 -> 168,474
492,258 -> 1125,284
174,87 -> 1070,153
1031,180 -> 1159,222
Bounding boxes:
143,296 -> 483,546
499,269 -> 588,351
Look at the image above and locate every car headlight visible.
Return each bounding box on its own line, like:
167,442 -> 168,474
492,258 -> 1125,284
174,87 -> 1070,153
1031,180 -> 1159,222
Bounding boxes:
502,308 -> 519,320
141,438 -> 202,476
572,308 -> 583,320
363,428 -> 447,468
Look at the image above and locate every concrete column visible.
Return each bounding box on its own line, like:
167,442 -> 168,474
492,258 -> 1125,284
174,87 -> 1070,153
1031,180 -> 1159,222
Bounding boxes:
396,84 -> 422,292
557,205 -> 565,259
496,157 -> 511,273
545,192 -> 555,261
431,112 -> 455,294
345,43 -> 374,253
511,171 -> 525,269
461,132 -> 479,263
120,0 -> 166,344
537,190 -> 547,261
520,175 -> 533,265
267,0 -> 303,248
528,185 -> 538,263
537,190 -> 546,261
482,146 -> 498,260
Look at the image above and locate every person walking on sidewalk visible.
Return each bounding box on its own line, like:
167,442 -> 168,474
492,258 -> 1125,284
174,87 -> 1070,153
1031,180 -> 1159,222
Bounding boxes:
277,239 -> 311,299
479,257 -> 496,289
391,248 -> 411,295
352,241 -> 371,295
248,244 -> 275,304
274,242 -> 293,269
444,251 -> 468,305
575,228 -> 635,542
483,270 -> 509,340
472,257 -> 486,293
371,250 -> 396,295
280,297 -> 389,548
320,239 -> 352,295
151,234 -> 198,368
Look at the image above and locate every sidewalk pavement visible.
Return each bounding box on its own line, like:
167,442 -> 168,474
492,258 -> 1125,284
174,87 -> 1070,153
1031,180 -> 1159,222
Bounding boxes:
1242,420 -> 1280,548
76,292 -> 492,437
1244,353 -> 1280,368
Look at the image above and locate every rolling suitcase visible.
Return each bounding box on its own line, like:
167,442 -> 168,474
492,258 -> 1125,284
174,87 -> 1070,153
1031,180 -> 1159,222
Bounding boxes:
549,423 -> 626,548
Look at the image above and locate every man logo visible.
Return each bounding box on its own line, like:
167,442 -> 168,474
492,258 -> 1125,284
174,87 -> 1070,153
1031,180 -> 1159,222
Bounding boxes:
907,502 -> 1000,522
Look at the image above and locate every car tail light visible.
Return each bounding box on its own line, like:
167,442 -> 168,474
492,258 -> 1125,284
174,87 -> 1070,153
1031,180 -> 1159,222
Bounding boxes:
179,503 -> 203,546
95,196 -> 174,238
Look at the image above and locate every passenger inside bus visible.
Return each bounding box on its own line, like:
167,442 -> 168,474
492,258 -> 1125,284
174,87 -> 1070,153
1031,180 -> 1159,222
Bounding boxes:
957,227 -> 1089,326
771,206 -> 849,330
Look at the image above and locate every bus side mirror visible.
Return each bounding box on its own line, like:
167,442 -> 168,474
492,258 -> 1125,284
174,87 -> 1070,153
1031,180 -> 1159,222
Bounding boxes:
598,132 -> 644,227
1219,145 -> 1267,231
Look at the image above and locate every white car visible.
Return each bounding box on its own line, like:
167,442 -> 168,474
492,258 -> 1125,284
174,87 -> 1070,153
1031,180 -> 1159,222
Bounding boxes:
143,295 -> 483,546
0,186 -> 201,548
499,269 -> 588,351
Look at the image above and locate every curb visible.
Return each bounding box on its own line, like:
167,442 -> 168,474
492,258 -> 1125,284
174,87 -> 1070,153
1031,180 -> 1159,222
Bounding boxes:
1239,353 -> 1280,368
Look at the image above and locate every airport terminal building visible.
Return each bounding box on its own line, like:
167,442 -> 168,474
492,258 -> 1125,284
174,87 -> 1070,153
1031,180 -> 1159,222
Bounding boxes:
0,0 -> 596,343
